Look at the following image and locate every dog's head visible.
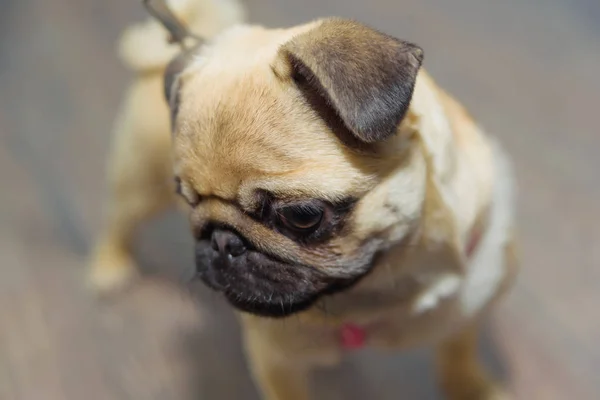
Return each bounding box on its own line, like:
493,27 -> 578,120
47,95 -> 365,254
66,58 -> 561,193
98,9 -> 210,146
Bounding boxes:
166,18 -> 426,317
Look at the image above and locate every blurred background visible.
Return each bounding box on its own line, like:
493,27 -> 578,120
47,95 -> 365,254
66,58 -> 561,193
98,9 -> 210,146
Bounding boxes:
1,0 -> 599,399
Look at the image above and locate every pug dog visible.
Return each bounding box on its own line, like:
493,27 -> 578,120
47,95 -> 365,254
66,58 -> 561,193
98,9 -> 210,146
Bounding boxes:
88,0 -> 519,399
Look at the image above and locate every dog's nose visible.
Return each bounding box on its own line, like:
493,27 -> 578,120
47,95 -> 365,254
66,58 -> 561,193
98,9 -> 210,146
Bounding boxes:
211,229 -> 247,257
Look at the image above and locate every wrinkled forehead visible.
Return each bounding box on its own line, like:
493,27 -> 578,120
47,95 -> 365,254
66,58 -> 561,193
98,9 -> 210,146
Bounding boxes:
174,24 -> 310,143
171,24 -> 379,204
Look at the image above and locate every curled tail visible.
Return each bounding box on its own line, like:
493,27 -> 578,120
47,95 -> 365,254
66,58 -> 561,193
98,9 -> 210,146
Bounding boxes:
117,0 -> 246,72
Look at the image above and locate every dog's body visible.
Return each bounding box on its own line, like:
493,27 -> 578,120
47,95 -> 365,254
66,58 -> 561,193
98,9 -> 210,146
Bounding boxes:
89,1 -> 518,399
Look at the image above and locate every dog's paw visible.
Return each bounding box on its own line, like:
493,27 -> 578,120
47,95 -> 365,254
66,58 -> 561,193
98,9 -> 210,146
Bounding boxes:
86,247 -> 139,296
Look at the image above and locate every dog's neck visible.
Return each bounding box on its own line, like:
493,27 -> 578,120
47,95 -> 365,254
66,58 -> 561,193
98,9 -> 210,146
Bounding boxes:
408,71 -> 494,239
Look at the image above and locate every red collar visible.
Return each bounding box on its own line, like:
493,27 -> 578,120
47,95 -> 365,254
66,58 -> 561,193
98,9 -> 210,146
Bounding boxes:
340,323 -> 367,349
339,216 -> 487,350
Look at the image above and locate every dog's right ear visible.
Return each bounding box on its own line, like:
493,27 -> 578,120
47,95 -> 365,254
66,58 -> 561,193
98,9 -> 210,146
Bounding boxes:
143,0 -> 203,129
163,45 -> 202,129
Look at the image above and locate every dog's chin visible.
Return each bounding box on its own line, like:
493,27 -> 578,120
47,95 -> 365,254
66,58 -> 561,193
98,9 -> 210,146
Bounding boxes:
202,274 -> 366,318
196,259 -> 371,318
223,290 -> 319,318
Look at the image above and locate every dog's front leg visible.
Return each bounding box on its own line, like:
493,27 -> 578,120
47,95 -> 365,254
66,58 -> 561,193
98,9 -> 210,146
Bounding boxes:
435,230 -> 518,400
243,327 -> 311,400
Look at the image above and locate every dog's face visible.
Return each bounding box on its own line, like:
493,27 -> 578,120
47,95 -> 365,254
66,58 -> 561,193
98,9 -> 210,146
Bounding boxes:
168,18 -> 426,317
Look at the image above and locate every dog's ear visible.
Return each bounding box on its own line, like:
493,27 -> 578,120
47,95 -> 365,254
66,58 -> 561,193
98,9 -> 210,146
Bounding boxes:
142,0 -> 203,130
164,45 -> 201,129
280,18 -> 423,143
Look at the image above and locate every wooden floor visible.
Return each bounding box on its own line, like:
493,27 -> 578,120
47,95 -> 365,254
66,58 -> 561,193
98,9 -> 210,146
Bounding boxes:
1,0 -> 599,398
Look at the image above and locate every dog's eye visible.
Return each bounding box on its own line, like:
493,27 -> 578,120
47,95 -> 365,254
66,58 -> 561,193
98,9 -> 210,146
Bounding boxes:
278,204 -> 324,232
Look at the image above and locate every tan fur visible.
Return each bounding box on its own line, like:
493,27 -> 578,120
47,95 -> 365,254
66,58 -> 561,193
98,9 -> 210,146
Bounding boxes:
88,0 -> 245,291
88,2 -> 518,398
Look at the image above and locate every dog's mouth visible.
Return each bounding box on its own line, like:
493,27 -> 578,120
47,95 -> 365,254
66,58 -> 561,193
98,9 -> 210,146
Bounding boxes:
202,272 -> 367,318
222,274 -> 365,318
195,245 -> 373,318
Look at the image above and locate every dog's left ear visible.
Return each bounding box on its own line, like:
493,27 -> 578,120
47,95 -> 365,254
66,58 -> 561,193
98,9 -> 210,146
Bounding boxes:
280,18 -> 423,143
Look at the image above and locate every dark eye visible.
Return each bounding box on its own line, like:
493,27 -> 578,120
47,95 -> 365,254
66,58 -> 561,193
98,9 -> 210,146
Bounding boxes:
278,204 -> 324,232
